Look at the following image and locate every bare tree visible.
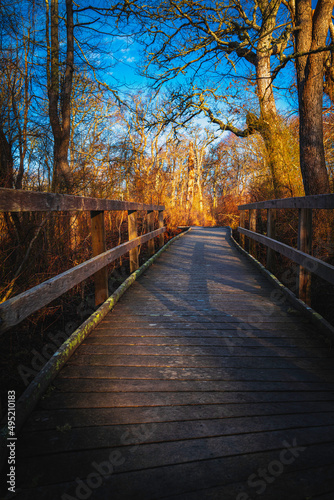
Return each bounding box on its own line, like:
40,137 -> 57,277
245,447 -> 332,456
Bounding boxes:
46,0 -> 74,193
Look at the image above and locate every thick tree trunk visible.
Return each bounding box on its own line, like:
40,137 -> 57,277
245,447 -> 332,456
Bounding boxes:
47,0 -> 74,193
295,0 -> 332,195
254,1 -> 285,198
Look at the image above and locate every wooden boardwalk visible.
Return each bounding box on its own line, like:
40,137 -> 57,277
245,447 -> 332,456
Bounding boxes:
15,227 -> 334,499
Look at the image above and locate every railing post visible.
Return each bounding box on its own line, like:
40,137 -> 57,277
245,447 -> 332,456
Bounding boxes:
239,210 -> 245,248
158,210 -> 164,249
266,208 -> 277,272
249,208 -> 257,258
128,210 -> 139,273
147,210 -> 155,257
297,208 -> 312,304
90,210 -> 108,306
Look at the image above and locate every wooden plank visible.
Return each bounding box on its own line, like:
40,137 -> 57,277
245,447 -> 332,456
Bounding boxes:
297,207 -> 312,304
77,344 -> 330,358
158,210 -> 164,248
40,390 -> 334,410
0,187 -> 164,212
53,378 -> 334,393
0,227 -> 165,332
18,413 -> 334,457
128,210 -> 139,272
147,211 -> 155,257
238,227 -> 334,285
67,353 -> 334,370
24,402 -> 334,431
58,365 -> 333,383
249,209 -> 257,257
15,427 -> 334,486
239,210 -> 246,248
83,335 -> 327,347
238,193 -> 334,210
266,208 -> 277,271
90,211 -> 108,306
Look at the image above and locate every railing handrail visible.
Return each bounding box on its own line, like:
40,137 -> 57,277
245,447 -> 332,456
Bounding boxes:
0,187 -> 164,212
237,195 -> 334,305
0,188 -> 166,333
238,193 -> 334,210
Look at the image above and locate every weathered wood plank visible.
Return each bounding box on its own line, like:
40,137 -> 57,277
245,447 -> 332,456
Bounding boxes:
53,378 -> 334,393
128,210 -> 139,272
147,210 -> 155,257
266,207 -> 277,271
297,207 -> 312,304
24,401 -> 334,431
57,365 -> 334,382
66,353 -> 334,370
15,427 -> 334,486
83,335 -> 327,347
77,344 -> 331,358
18,413 -> 334,457
0,187 -> 164,212
239,193 -> 334,210
90,210 -> 109,305
39,391 -> 334,410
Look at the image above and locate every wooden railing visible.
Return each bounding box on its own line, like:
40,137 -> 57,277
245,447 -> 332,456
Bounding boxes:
0,188 -> 165,333
238,194 -> 334,304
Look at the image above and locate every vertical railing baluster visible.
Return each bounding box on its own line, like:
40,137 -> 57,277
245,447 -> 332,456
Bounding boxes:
147,210 -> 155,257
249,208 -> 257,258
239,210 -> 245,248
128,210 -> 139,272
297,208 -> 312,304
158,210 -> 164,249
90,210 -> 108,306
266,208 -> 277,272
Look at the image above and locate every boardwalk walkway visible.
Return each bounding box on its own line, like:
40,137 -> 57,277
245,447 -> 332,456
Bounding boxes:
15,227 -> 334,499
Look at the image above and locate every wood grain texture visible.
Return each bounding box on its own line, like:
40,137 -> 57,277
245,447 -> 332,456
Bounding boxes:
13,227 -> 334,499
238,193 -> 334,209
0,187 -> 164,212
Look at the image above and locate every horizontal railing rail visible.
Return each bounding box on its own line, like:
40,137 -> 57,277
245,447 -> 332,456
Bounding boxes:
238,194 -> 334,304
0,188 -> 164,212
239,193 -> 334,210
0,188 -> 165,333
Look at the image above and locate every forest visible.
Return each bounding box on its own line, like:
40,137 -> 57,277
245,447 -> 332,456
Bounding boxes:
1,0 -> 334,402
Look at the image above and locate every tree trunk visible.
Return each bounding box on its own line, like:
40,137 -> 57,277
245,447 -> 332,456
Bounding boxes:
294,0 -> 332,195
47,0 -> 74,193
186,144 -> 195,213
254,0 -> 285,198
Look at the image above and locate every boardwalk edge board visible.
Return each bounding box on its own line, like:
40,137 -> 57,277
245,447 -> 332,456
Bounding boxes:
228,226 -> 334,348
0,227 -> 192,470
